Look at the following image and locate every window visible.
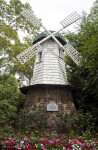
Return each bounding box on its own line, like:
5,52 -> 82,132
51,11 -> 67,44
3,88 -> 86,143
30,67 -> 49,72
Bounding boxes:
39,51 -> 42,62
59,48 -> 63,58
59,48 -> 61,57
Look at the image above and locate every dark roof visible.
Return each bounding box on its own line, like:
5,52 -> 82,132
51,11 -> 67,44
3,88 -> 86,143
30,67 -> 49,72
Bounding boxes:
20,84 -> 73,95
33,31 -> 67,45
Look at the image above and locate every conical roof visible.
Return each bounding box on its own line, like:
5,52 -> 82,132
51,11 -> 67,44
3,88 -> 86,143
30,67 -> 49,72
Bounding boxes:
33,31 -> 67,45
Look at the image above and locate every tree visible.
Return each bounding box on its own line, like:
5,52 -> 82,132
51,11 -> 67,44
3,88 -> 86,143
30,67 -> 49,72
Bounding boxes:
63,0 -> 98,127
9,36 -> 35,86
0,74 -> 25,125
0,0 -> 39,33
0,0 -> 40,85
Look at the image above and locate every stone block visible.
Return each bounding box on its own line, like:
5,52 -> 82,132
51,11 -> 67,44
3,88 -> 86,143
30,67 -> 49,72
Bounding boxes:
22,85 -> 76,132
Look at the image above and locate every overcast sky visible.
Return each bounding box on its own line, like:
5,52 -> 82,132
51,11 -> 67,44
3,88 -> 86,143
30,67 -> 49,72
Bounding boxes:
6,0 -> 95,32
20,0 -> 95,32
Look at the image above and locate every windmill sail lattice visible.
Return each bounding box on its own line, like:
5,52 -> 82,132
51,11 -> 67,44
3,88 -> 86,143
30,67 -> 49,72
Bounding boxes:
17,44 -> 41,64
21,9 -> 42,29
60,11 -> 80,28
16,9 -> 81,85
63,43 -> 80,65
17,9 -> 81,65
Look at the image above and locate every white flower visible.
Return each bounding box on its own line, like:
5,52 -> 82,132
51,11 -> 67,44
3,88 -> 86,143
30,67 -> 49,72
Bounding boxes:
20,141 -> 24,144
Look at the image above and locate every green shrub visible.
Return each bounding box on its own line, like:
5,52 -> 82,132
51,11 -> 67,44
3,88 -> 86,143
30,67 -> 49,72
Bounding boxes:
0,74 -> 25,126
16,107 -> 48,131
32,106 -> 48,129
60,109 -> 96,135
0,125 -> 14,134
16,109 -> 34,130
71,110 -> 96,133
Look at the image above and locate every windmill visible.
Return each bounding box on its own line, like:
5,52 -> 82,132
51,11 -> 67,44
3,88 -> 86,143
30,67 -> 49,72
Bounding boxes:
17,9 -> 80,86
18,9 -> 81,131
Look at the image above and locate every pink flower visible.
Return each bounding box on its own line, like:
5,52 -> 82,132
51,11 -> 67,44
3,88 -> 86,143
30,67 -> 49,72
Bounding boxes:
24,136 -> 28,141
41,145 -> 46,150
56,139 -> 60,142
74,125 -> 77,128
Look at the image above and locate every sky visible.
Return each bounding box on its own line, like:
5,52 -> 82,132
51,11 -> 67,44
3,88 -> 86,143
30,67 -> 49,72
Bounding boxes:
6,0 -> 95,36
20,0 -> 95,32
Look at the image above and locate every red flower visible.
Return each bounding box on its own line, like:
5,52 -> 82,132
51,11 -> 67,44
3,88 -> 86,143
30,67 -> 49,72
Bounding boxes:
58,135 -> 60,138
57,142 -> 60,145
51,143 -> 56,147
84,147 -> 90,150
62,142 -> 66,146
74,125 -> 77,128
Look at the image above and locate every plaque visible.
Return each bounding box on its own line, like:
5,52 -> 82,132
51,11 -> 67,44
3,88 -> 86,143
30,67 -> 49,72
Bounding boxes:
47,101 -> 58,111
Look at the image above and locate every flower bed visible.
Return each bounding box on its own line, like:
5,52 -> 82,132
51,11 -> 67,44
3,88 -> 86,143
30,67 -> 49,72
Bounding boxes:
0,133 -> 98,150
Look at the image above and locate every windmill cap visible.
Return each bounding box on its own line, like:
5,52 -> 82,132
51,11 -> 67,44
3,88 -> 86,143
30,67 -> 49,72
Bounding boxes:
33,31 -> 67,45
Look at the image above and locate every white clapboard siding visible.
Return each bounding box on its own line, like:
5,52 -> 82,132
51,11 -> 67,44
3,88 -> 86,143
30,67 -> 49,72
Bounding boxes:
31,39 -> 68,85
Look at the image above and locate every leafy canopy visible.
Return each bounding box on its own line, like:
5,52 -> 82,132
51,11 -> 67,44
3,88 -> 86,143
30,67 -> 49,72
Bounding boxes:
64,0 -> 98,125
0,74 -> 25,125
0,0 -> 40,85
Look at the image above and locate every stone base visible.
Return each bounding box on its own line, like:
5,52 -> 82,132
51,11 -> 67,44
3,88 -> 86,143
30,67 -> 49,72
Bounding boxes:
20,84 -> 76,132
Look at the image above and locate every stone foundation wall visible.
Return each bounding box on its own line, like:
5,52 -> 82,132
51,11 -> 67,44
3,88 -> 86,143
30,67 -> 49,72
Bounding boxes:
23,85 -> 76,132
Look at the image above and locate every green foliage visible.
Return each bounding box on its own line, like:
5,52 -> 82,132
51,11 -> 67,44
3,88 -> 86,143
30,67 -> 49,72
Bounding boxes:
0,74 -> 25,125
0,125 -> 14,134
60,110 -> 96,136
0,0 -> 39,33
16,107 -> 48,131
70,110 -> 96,133
0,0 -> 40,85
32,107 -> 48,129
9,36 -> 36,86
16,109 -> 34,130
63,0 -> 98,129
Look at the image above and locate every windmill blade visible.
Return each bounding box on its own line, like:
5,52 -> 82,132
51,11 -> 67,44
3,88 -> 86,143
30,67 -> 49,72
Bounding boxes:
21,9 -> 81,50
21,9 -> 52,41
63,43 -> 80,65
40,11 -> 81,46
20,9 -> 81,66
21,9 -> 42,29
21,9 -> 64,45
60,11 -> 81,28
17,44 -> 42,64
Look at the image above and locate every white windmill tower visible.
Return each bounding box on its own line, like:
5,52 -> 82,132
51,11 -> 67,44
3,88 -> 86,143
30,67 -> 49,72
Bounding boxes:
17,10 -> 81,131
